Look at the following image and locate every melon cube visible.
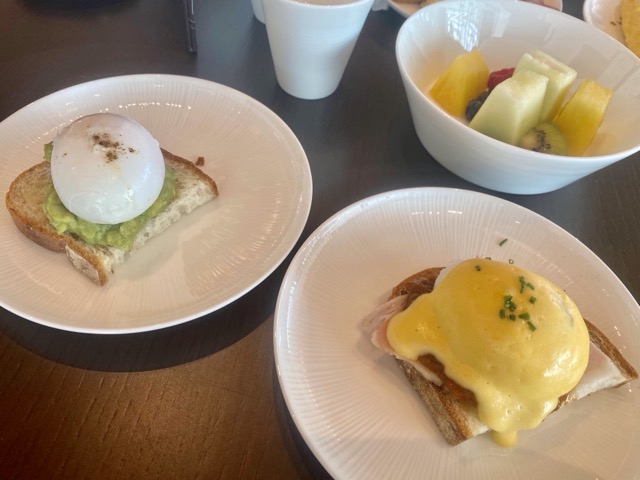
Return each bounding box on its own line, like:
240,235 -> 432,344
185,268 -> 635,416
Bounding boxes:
514,50 -> 577,121
429,50 -> 489,118
469,70 -> 549,146
554,79 -> 613,156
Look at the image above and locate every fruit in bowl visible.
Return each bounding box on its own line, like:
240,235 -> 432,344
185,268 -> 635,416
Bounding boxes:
395,0 -> 640,194
554,79 -> 613,156
429,50 -> 488,118
469,68 -> 550,147
429,49 -> 612,157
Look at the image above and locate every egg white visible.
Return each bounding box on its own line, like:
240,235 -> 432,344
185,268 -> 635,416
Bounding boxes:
50,113 -> 165,224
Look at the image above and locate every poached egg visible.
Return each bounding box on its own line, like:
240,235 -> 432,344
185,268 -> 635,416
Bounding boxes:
385,258 -> 590,446
50,113 -> 165,224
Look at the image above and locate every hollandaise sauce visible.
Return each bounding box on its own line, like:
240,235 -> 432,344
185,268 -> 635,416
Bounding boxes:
386,258 -> 590,446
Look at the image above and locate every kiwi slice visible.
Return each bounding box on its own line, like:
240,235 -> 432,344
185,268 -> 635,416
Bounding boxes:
465,91 -> 490,122
519,121 -> 568,155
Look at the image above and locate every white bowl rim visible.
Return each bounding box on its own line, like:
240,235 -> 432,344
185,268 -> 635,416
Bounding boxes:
396,0 -> 640,163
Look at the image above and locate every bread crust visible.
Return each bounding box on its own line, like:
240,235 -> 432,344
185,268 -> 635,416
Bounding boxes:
388,266 -> 638,445
581,318 -> 638,382
160,148 -> 218,196
5,148 -> 218,285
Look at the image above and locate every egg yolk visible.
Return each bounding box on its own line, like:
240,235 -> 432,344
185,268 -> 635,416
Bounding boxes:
386,258 -> 590,446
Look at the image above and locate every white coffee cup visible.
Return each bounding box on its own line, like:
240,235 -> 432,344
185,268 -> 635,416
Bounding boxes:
262,0 -> 374,100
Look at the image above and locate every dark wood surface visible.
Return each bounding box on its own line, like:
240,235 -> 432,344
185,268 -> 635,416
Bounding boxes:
0,1 -> 638,478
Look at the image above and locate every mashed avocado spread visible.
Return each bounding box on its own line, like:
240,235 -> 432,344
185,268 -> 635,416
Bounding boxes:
42,143 -> 176,252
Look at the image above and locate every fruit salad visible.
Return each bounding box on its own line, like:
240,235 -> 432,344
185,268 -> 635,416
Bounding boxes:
428,49 -> 612,156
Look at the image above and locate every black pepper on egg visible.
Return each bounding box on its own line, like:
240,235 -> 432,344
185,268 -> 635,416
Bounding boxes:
91,132 -> 133,162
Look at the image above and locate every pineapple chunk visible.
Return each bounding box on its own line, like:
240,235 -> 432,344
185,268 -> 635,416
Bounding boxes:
554,79 -> 613,156
429,50 -> 489,117
514,50 -> 577,121
469,70 -> 548,146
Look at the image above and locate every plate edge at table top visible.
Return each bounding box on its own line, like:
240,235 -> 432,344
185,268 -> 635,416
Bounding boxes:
0,74 -> 313,334
273,187 -> 640,480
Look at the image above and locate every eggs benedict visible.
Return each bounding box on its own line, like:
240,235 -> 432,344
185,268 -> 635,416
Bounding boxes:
364,258 -> 637,446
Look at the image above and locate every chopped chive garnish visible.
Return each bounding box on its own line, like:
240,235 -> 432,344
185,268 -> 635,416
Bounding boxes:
503,295 -> 517,311
498,238 -> 508,246
499,286 -> 537,332
475,265 -> 481,271
509,259 -> 514,264
518,276 -> 535,293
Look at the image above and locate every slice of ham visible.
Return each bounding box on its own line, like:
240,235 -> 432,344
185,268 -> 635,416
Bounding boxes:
362,294 -> 408,354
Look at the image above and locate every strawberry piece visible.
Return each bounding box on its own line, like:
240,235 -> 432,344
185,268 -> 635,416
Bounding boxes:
487,67 -> 515,91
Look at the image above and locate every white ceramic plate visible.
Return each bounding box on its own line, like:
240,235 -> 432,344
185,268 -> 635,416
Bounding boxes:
0,74 -> 312,334
583,0 -> 625,45
388,0 -> 562,18
274,188 -> 640,480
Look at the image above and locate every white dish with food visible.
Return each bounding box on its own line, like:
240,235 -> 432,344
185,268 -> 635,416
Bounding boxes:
388,0 -> 563,18
274,187 -> 640,480
0,74 -> 312,334
396,0 -> 640,194
583,0 -> 625,44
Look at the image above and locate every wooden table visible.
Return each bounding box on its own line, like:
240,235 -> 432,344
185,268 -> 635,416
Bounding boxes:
0,1 -> 637,478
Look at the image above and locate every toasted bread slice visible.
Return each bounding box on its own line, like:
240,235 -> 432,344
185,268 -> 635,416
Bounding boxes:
368,266 -> 638,445
5,148 -> 218,285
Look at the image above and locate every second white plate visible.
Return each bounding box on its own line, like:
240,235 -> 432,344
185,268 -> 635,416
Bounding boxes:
0,74 -> 312,334
583,0 -> 625,45
388,0 -> 562,18
274,187 -> 640,480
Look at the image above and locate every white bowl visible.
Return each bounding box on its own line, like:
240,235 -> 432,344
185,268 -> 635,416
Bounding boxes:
396,0 -> 640,194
